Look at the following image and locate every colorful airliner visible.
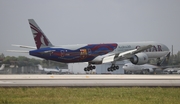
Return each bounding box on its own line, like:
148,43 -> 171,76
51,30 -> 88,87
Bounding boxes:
8,19 -> 170,72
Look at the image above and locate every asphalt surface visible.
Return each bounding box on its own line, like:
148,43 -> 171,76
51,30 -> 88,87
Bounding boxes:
0,75 -> 180,87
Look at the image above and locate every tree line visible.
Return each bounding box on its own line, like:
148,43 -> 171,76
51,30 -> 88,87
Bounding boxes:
0,53 -> 67,68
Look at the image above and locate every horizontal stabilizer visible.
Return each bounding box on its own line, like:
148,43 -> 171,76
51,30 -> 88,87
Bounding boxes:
7,50 -> 29,53
12,44 -> 36,49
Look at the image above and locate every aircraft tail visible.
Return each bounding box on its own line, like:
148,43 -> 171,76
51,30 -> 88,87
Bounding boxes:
158,52 -> 170,66
0,64 -> 5,70
28,19 -> 54,49
37,64 -> 44,70
56,66 -> 63,72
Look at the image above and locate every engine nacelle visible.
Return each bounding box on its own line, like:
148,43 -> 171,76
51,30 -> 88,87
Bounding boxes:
147,68 -> 154,73
130,53 -> 148,65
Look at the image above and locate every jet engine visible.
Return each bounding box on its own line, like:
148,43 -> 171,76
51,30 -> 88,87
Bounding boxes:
142,68 -> 154,74
130,53 -> 148,65
147,68 -> 154,73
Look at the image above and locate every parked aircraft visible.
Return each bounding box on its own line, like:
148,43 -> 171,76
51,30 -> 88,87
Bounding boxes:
0,64 -> 5,70
123,63 -> 163,74
122,52 -> 170,74
8,19 -> 170,72
163,67 -> 180,74
177,69 -> 180,74
37,64 -> 68,74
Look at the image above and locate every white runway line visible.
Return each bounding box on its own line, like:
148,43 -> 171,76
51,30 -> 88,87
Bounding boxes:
0,75 -> 180,80
0,81 -> 13,83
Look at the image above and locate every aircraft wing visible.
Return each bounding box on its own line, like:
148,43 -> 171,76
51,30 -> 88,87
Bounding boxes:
102,45 -> 152,64
132,45 -> 152,54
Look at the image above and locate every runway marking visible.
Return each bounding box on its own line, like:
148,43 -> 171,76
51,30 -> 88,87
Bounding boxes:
86,76 -> 89,78
0,81 -> 13,83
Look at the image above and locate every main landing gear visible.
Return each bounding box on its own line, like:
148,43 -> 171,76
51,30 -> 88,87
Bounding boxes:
107,64 -> 119,72
84,65 -> 96,71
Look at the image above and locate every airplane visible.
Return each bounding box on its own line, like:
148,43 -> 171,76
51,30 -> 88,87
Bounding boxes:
123,63 -> 163,74
163,67 -> 180,74
177,69 -> 180,74
0,64 -> 5,70
8,19 -> 170,72
37,64 -> 68,74
163,68 -> 178,74
122,52 -> 170,74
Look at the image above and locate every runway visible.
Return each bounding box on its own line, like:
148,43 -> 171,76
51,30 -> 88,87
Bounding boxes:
0,75 -> 180,87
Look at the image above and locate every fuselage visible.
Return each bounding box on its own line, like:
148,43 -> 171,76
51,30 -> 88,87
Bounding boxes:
123,63 -> 159,71
29,41 -> 169,64
43,68 -> 60,73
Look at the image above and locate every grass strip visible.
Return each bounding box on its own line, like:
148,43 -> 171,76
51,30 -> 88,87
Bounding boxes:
0,87 -> 180,104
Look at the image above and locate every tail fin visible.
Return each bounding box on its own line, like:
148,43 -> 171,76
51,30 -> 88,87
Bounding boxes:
0,64 -> 5,70
37,64 -> 44,70
158,52 -> 170,66
55,66 -> 59,70
28,19 -> 54,49
56,67 -> 62,72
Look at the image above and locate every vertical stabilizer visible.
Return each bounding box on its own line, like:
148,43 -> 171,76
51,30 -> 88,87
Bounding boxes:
28,19 -> 53,49
159,52 -> 170,66
56,66 -> 62,72
0,64 -> 5,70
37,64 -> 44,70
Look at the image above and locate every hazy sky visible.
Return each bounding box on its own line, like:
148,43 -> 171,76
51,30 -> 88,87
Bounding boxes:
1,0 -> 180,57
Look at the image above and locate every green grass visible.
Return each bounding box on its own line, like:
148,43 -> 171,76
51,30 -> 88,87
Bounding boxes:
0,87 -> 180,104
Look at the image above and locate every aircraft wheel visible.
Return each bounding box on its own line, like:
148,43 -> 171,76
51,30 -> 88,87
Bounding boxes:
111,64 -> 115,68
87,67 -> 90,71
84,68 -> 87,71
111,68 -> 114,71
92,66 -> 96,69
116,66 -> 119,69
88,66 -> 92,70
107,68 -> 111,71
